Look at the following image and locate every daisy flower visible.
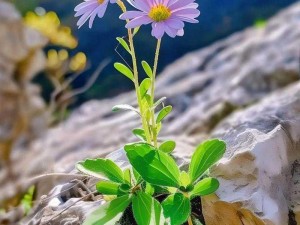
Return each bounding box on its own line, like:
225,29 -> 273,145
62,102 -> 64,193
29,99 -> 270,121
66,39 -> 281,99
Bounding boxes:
120,0 -> 200,39
75,0 -> 116,28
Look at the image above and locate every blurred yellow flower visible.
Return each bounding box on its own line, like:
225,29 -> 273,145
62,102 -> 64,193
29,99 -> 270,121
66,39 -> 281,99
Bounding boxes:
46,49 -> 87,79
70,52 -> 87,72
47,49 -> 68,69
24,11 -> 78,49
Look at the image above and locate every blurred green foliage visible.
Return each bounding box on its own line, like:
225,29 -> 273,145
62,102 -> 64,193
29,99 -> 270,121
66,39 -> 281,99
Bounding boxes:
254,19 -> 267,28
13,0 -> 39,15
21,186 -> 35,215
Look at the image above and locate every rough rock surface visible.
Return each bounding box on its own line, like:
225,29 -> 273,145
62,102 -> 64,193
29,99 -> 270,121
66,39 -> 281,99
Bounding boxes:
208,82 -> 300,225
1,2 -> 300,225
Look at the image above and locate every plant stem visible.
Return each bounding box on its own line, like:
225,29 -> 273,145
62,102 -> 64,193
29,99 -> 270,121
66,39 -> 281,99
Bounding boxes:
116,0 -> 152,143
150,39 -> 161,147
188,216 -> 193,225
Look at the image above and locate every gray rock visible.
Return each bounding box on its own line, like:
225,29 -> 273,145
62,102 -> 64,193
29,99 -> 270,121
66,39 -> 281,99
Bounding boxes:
209,82 -> 300,225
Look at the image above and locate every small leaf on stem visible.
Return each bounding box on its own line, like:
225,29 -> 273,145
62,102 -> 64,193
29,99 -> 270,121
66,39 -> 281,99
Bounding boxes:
125,143 -> 180,187
190,177 -> 220,198
114,62 -> 134,82
112,104 -> 140,115
156,106 -> 172,123
96,180 -> 123,195
132,192 -> 165,225
142,61 -> 153,78
116,37 -> 131,54
189,139 -> 226,183
76,158 -> 124,183
159,140 -> 176,153
83,194 -> 132,225
162,193 -> 191,225
132,128 -> 147,141
140,78 -> 151,98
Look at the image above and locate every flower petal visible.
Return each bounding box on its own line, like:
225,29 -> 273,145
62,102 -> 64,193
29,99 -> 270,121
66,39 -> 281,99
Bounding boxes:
151,22 -> 165,39
169,0 -> 194,10
165,18 -> 184,29
75,3 -> 97,17
89,8 -> 99,28
97,3 -> 108,18
164,24 -> 178,38
126,16 -> 152,28
131,0 -> 150,12
77,11 -> 92,28
177,28 -> 184,36
172,8 -> 200,18
175,15 -> 199,23
75,0 -> 97,11
120,11 -> 146,20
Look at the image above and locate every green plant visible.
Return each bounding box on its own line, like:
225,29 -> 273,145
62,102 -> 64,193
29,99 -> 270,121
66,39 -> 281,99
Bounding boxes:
78,139 -> 225,225
74,0 -> 226,224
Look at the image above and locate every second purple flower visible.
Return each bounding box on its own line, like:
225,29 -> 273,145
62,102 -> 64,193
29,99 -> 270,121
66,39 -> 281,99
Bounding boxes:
120,0 -> 200,39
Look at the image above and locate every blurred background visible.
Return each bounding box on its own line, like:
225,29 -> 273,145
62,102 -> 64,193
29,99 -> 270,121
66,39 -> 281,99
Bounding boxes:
1,0 -> 300,224
13,0 -> 297,105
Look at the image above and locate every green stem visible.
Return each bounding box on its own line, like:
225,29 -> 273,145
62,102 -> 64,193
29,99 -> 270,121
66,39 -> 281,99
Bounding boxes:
188,216 -> 193,225
116,0 -> 152,144
150,39 -> 161,147
128,30 -> 152,144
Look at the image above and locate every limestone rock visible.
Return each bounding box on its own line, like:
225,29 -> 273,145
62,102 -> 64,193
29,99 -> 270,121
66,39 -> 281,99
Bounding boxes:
207,82 -> 300,225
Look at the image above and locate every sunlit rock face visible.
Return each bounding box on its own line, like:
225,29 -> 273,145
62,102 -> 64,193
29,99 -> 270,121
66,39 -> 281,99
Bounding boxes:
209,82 -> 300,225
3,2 -> 300,225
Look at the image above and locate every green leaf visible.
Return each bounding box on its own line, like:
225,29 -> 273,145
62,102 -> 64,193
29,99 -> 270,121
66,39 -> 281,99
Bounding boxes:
190,177 -> 219,198
144,94 -> 152,105
189,139 -> 226,183
162,193 -> 191,225
119,183 -> 131,193
156,122 -> 162,134
133,168 -> 142,184
123,168 -> 131,185
96,181 -> 122,195
159,140 -> 176,153
180,171 -> 191,188
145,183 -> 155,196
83,194 -> 131,225
132,128 -> 147,141
140,78 -> 151,98
125,143 -> 180,187
132,192 -> 164,225
142,61 -> 153,78
114,63 -> 134,82
156,106 -> 172,123
153,97 -> 167,109
112,104 -> 140,115
21,186 -> 35,215
76,159 -> 124,183
133,27 -> 140,36
116,37 -> 131,54
141,96 -> 151,121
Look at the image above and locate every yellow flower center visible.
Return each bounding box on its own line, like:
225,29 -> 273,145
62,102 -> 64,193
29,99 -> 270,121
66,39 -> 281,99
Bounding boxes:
98,0 -> 105,4
148,5 -> 171,22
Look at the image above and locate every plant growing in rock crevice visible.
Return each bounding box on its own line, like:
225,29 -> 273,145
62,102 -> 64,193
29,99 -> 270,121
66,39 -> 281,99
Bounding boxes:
75,0 -> 226,224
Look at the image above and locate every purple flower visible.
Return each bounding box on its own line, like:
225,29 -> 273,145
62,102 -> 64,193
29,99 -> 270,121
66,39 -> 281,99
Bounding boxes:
75,0 -> 116,28
120,0 -> 200,39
